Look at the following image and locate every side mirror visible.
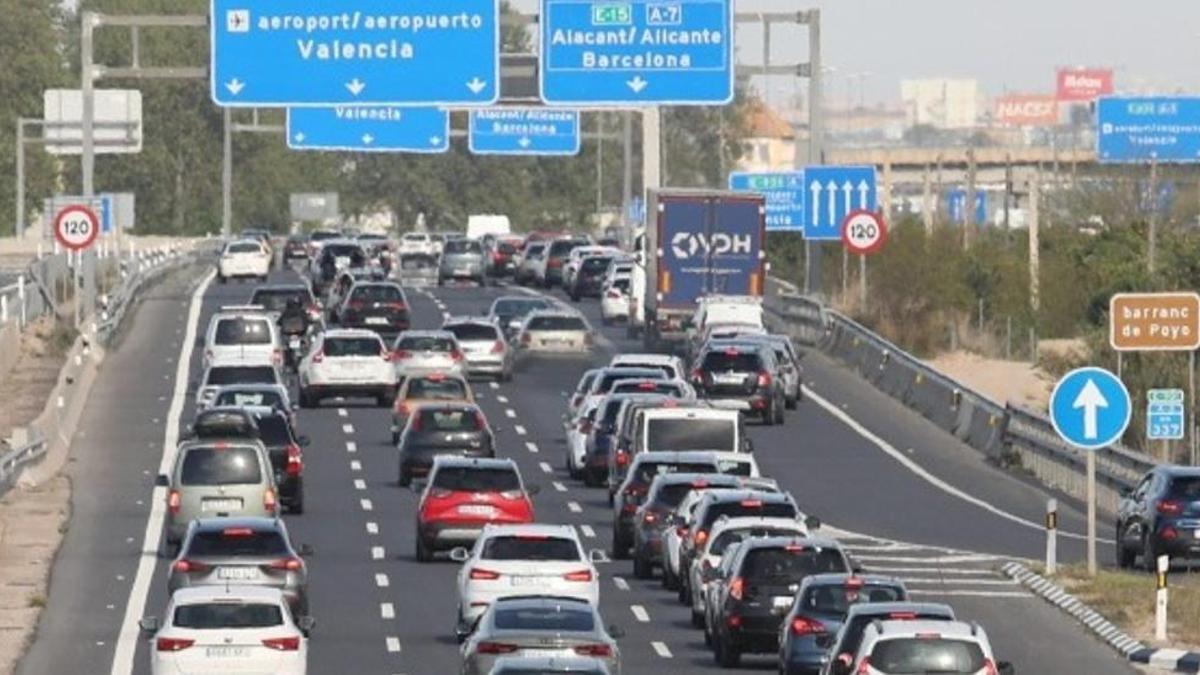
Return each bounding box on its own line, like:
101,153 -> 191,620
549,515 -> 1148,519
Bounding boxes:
138,617 -> 159,634
155,474 -> 170,488
608,624 -> 626,639
297,436 -> 311,447
298,543 -> 315,557
588,549 -> 608,564
804,515 -> 822,531
997,662 -> 1014,675
449,547 -> 471,563
297,616 -> 316,635
526,485 -> 541,496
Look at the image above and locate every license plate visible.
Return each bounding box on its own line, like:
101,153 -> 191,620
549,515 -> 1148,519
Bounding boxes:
201,498 -> 242,512
204,646 -> 249,659
510,576 -> 541,587
217,567 -> 259,581
459,504 -> 497,516
456,267 -> 471,276
773,596 -> 793,610
715,373 -> 746,385
366,316 -> 389,325
288,337 -> 301,349
336,256 -> 351,268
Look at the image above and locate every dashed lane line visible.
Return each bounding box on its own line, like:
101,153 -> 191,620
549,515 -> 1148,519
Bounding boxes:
346,442 -> 357,453
631,605 -> 650,623
366,522 -> 379,535
580,525 -> 596,538
489,382 -> 500,390
552,482 -> 567,492
342,423 -> 355,434
350,460 -> 362,472
613,577 -> 630,591
361,499 -> 374,512
567,501 -> 582,513
338,408 -> 348,417
386,637 -> 401,653
514,425 -> 527,436
375,573 -> 390,588
525,442 -> 539,453
539,462 -> 553,474
496,395 -> 509,403
505,409 -> 517,419
381,603 -> 395,619
651,642 -> 673,658
372,546 -> 385,560
354,479 -> 367,491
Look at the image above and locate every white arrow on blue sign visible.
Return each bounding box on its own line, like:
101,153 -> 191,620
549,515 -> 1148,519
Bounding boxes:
211,0 -> 500,106
539,0 -> 734,105
468,109 -> 581,156
287,106 -> 449,153
1049,367 -> 1132,450
803,166 -> 877,241
728,171 -> 805,232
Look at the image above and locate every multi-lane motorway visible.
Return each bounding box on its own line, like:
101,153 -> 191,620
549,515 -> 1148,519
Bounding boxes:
19,261 -> 1137,674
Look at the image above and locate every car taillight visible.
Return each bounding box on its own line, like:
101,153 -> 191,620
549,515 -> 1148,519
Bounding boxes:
615,451 -> 629,466
384,302 -> 407,311
984,659 -> 999,675
167,490 -> 181,515
888,611 -> 918,620
691,368 -> 704,384
475,411 -> 489,430
172,559 -> 211,574
286,444 -> 303,477
267,557 -> 304,572
643,511 -> 659,524
264,488 -> 277,513
1158,500 -> 1185,516
693,530 -> 708,547
791,616 -> 826,635
491,340 -> 505,354
1162,526 -> 1179,540
564,569 -> 593,582
622,502 -> 638,514
156,637 -> 195,652
312,352 -> 324,364
492,252 -> 503,262
392,349 -> 412,361
451,349 -> 465,362
521,333 -> 532,345
261,636 -> 301,651
676,526 -> 688,538
856,657 -> 872,675
410,414 -> 424,432
548,259 -> 563,268
348,301 -> 364,310
477,641 -> 519,654
579,419 -> 593,433
574,644 -> 612,657
729,576 -> 745,600
606,289 -> 621,299
757,370 -> 772,388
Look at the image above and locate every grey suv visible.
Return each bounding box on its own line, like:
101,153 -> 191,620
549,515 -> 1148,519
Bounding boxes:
439,239 -> 486,286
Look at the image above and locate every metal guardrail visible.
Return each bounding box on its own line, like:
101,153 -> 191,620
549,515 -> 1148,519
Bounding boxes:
763,281 -> 1159,512
0,431 -> 48,493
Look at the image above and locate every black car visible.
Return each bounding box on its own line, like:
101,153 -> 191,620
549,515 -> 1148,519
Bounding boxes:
778,574 -> 908,675
1117,466 -> 1200,569
632,473 -> 746,580
543,237 -> 590,287
568,255 -> 615,301
706,537 -> 851,668
487,296 -> 554,337
249,284 -> 319,322
820,602 -> 956,675
692,344 -> 787,425
611,452 -> 725,559
312,241 -> 368,294
397,403 -> 496,485
187,406 -> 309,514
283,235 -> 309,262
337,281 -> 410,337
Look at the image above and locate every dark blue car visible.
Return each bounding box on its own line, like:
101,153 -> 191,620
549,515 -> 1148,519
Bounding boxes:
1117,466 -> 1200,569
777,574 -> 907,675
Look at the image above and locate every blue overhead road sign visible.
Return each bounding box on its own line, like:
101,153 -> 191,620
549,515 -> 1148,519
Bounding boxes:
803,166 -> 877,241
539,0 -> 734,105
211,0 -> 500,106
287,106 -> 449,153
728,171 -> 804,232
1097,96 -> 1200,163
947,189 -> 986,225
1049,367 -> 1132,450
469,109 -> 581,156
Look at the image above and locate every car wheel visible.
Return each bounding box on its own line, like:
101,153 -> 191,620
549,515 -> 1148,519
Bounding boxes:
607,490 -> 615,507
391,430 -> 400,445
217,274 -> 227,284
415,535 -> 432,563
785,395 -> 798,410
1115,525 -> 1137,569
692,604 -> 706,628
298,388 -> 313,409
704,619 -> 714,647
762,402 -> 776,426
289,481 -> 305,515
716,634 -> 741,668
611,531 -> 631,559
500,369 -> 513,383
774,398 -> 786,424
662,564 -> 679,591
633,551 -> 652,579
679,575 -> 691,604
398,468 -> 411,487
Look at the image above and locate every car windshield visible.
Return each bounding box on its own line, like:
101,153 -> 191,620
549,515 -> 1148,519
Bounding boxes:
432,467 -> 519,491
204,366 -> 277,386
648,419 -> 735,451
186,529 -> 290,557
323,337 -> 382,357
493,299 -> 549,318
494,607 -> 594,632
213,389 -> 284,409
396,336 -> 455,352
446,324 -> 499,341
350,285 -> 404,303
406,378 -> 468,400
710,528 -> 799,556
742,547 -> 848,580
867,638 -> 986,674
250,289 -> 309,311
634,462 -> 716,485
173,603 -> 283,629
254,416 -> 293,446
802,583 -> 904,615
704,500 -> 797,528
527,316 -> 587,331
417,409 -> 482,432
444,240 -> 482,254
1167,476 -> 1200,499
703,351 -> 763,372
179,447 -> 262,486
214,317 -> 272,345
481,535 -> 580,561
227,242 -> 260,254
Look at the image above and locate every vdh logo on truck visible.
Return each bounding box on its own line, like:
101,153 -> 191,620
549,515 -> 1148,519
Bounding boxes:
671,232 -> 753,259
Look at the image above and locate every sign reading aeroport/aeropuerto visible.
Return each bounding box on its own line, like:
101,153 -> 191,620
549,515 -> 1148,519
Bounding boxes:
211,0 -> 499,106
539,0 -> 733,105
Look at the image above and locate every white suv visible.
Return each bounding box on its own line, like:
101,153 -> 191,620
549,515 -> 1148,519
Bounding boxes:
851,620 -> 1012,675
203,306 -> 282,368
218,239 -> 271,283
297,329 -> 397,408
399,232 -> 438,257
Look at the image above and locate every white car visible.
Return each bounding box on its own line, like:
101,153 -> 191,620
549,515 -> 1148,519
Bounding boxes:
608,353 -> 687,381
297,329 -> 397,408
398,232 -> 439,257
141,586 -> 311,675
565,399 -> 602,478
567,368 -> 604,421
390,330 -> 467,380
203,306 -> 282,369
451,523 -> 604,640
850,620 -> 1010,675
218,239 -> 271,283
632,407 -> 749,456
442,317 -> 513,381
600,272 -> 632,324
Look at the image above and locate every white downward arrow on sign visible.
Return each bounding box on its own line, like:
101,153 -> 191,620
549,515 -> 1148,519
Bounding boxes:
627,76 -> 649,93
225,79 -> 245,95
1073,379 -> 1108,440
346,79 -> 366,96
362,134 -> 374,145
293,133 -> 305,143
466,78 -> 488,94
518,137 -> 532,148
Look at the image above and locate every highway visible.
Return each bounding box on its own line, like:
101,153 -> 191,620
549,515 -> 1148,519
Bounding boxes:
19,261 -> 1137,675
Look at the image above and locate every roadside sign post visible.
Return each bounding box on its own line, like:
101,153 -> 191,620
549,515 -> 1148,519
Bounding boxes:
1049,367 -> 1133,575
841,210 -> 886,310
53,204 -> 100,331
1045,499 -> 1058,575
1156,554 -> 1169,641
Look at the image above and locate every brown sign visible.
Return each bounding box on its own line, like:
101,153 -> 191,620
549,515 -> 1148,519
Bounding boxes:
1110,292 -> 1200,351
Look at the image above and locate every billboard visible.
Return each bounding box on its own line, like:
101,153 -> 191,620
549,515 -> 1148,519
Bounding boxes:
995,95 -> 1059,126
1056,68 -> 1114,102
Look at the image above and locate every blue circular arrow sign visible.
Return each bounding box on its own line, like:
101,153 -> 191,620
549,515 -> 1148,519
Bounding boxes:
1049,366 -> 1132,450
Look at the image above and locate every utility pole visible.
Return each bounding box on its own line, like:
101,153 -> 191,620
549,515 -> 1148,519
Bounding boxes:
964,147 -> 977,249
1029,173 -> 1041,314
922,164 -> 933,234
804,9 -> 823,296
223,109 -> 233,237
595,114 -> 604,214
621,111 -> 633,241
641,108 -> 661,195
1004,153 -> 1013,231
1148,158 -> 1159,274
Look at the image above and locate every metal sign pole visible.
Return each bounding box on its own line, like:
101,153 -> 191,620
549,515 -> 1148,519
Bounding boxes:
1045,499 -> 1058,575
1191,351 -> 1197,464
1087,450 -> 1097,576
859,254 -> 867,309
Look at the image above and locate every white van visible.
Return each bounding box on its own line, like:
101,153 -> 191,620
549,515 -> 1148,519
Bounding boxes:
466,214 -> 511,240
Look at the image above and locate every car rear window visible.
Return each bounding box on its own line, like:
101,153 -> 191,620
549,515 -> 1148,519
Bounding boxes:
323,244 -> 364,259
204,366 -> 278,386
495,607 -> 594,632
250,289 -> 310,311
548,240 -> 587,257
174,603 -> 283,629
444,240 -> 482,254
867,637 -> 986,674
652,482 -> 712,509
192,413 -> 255,439
446,324 -> 499,341
227,242 -> 260,254
801,583 -> 905,615
702,351 -> 764,372
597,371 -> 661,392
633,462 -> 717,485
406,378 -> 468,400
214,317 -> 272,345
403,233 -> 428,242
186,529 -> 290,557
611,277 -> 631,292
481,535 -> 580,561
612,381 -> 685,397
310,231 -> 340,242
396,336 -> 455,352
431,467 -> 519,492
527,316 -> 587,332
580,257 -> 613,272
703,500 -> 797,529
493,299 -> 549,317
418,409 -> 482,432
497,242 -> 518,254
179,447 -> 263,486
742,546 -> 848,580
647,419 -> 735,451
350,285 -> 404,303
1167,476 -> 1200,499
213,389 -> 284,409
710,527 -> 800,556
254,416 -> 293,446
323,337 -> 383,357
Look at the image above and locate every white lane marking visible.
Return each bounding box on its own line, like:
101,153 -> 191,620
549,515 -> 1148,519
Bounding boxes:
354,479 -> 367,491
346,441 -> 357,453
504,409 -> 517,418
525,442 -> 539,453
338,408 -> 348,417
386,636 -> 401,653
514,425 -> 527,436
366,522 -> 379,535
442,312 -> 451,321
580,525 -> 596,538
866,566 -> 999,575
908,589 -> 1033,598
802,385 -> 1109,544
651,641 -> 673,658
350,460 -> 362,472
613,576 -> 630,591
496,395 -> 509,403
111,270 -> 215,675
342,423 -> 355,434
539,462 -> 553,474
631,605 -> 650,623
381,602 -> 395,619
361,498 -> 374,511
489,382 -> 500,390
372,546 -> 386,560
567,501 -> 582,513
852,553 -> 999,564
375,573 -> 390,588
553,481 -> 567,492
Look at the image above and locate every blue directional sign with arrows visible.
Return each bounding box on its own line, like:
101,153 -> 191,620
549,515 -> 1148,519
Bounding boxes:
728,171 -> 805,232
539,0 -> 734,105
947,189 -> 986,225
469,109 -> 581,156
211,0 -> 499,106
1049,367 -> 1132,450
1098,96 -> 1200,163
287,106 -> 449,153
803,166 -> 877,240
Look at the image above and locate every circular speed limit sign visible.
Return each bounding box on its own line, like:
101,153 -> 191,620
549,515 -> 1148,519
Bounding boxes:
841,209 -> 887,255
53,205 -> 100,252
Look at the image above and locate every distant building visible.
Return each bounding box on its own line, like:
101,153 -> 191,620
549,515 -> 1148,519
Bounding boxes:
900,78 -> 982,129
736,101 -> 797,172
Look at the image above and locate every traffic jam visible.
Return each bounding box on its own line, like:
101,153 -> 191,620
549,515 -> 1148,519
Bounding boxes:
138,193 -> 1015,675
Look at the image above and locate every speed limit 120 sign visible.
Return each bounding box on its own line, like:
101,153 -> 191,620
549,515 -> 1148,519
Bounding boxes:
53,205 -> 100,251
841,209 -> 887,255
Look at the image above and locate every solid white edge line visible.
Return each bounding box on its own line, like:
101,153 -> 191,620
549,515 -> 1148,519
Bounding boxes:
110,270 -> 215,675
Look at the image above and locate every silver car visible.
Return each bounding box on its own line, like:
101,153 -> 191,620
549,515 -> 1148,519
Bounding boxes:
515,310 -> 593,354
440,239 -> 487,286
461,597 -> 622,675
159,440 -> 278,551
487,656 -> 611,674
391,330 -> 467,379
514,242 -> 547,286
443,317 -> 513,381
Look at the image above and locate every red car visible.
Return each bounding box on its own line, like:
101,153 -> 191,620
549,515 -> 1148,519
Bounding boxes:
415,457 -> 537,562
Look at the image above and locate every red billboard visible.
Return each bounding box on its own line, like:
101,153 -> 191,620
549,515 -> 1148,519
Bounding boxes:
1056,68 -> 1115,101
995,94 -> 1059,126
